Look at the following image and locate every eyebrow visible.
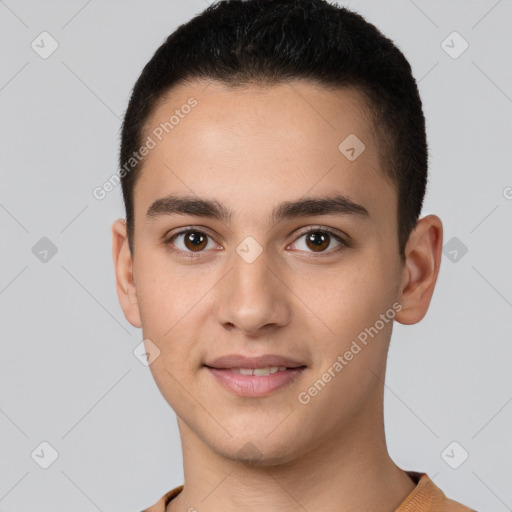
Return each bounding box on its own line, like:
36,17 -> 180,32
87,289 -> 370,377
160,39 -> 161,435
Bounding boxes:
145,193 -> 370,225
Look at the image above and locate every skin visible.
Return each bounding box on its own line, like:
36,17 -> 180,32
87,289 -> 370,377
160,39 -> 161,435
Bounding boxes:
112,80 -> 443,512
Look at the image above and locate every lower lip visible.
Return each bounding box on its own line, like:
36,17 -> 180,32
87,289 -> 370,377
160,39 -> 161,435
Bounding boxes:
205,366 -> 306,397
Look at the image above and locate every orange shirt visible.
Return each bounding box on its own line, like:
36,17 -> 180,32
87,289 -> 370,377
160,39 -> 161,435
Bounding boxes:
142,471 -> 476,511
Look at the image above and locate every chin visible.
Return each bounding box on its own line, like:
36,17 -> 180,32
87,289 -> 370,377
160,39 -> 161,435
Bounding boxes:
212,434 -> 304,468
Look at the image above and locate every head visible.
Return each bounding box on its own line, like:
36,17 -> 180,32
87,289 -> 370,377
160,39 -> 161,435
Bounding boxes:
113,0 -> 442,465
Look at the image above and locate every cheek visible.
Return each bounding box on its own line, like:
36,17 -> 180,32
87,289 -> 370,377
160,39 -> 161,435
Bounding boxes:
136,263 -> 203,410
296,254 -> 398,371
134,253 -> 213,333
305,264 -> 388,331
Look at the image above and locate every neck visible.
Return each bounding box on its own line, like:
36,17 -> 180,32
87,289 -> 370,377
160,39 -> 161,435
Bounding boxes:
167,378 -> 416,512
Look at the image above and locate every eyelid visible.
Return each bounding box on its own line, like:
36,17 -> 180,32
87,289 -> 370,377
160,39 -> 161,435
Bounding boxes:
163,225 -> 220,259
291,225 -> 348,243
163,225 -> 217,240
286,225 -> 349,255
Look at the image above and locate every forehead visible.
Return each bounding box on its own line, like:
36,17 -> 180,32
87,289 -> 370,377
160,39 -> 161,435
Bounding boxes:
135,79 -> 395,227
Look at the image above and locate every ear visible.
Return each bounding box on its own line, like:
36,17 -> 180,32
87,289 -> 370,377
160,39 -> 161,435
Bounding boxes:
394,214 -> 443,325
111,218 -> 142,328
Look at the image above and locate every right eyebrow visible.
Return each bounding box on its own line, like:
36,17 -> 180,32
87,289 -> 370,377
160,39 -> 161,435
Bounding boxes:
146,195 -> 233,223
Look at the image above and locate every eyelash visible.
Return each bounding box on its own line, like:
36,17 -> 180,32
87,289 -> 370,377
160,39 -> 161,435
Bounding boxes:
162,226 -> 349,259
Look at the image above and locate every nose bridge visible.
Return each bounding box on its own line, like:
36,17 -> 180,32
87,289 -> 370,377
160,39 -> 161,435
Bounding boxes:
216,242 -> 290,333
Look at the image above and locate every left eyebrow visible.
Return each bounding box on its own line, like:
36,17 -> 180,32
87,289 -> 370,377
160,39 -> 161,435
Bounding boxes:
145,193 -> 370,225
271,194 -> 370,224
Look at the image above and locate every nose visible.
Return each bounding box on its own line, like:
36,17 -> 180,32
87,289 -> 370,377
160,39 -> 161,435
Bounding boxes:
215,246 -> 291,336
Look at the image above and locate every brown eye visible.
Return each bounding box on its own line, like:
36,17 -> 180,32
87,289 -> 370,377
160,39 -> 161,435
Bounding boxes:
290,227 -> 346,255
183,231 -> 208,251
166,229 -> 217,256
305,231 -> 330,252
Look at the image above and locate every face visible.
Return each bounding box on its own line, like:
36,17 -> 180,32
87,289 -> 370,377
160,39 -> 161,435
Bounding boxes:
113,80 -> 436,466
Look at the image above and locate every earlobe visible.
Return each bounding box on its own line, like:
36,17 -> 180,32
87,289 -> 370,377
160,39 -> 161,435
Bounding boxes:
111,218 -> 142,329
395,215 -> 443,325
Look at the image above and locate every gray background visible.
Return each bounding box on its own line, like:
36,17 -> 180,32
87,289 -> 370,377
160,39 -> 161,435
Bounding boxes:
1,0 -> 511,510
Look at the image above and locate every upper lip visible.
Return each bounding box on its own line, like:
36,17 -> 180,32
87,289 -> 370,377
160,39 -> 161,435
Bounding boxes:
204,354 -> 307,369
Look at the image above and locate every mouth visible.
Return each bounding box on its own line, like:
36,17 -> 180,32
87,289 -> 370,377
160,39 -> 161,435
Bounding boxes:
204,353 -> 307,370
203,365 -> 305,375
203,359 -> 307,397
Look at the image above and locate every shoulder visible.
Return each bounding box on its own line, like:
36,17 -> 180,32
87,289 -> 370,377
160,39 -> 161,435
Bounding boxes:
397,472 -> 476,512
140,485 -> 184,512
